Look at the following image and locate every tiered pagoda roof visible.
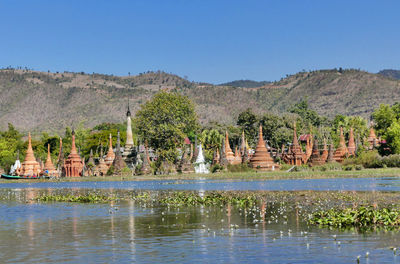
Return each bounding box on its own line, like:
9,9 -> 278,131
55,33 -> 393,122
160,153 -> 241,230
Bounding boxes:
64,131 -> 84,177
20,133 -> 41,176
348,127 -> 356,156
250,125 -> 279,171
44,144 -> 58,177
333,127 -> 348,163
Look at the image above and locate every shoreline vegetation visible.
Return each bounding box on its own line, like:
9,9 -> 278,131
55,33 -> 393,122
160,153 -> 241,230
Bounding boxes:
1,167 -> 400,184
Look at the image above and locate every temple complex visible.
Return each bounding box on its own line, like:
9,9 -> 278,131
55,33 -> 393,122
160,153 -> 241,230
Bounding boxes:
309,139 -> 325,166
112,130 -> 127,172
348,127 -> 356,156
43,144 -> 58,177
104,134 -> 115,167
250,125 -> 279,171
333,127 -> 348,162
19,133 -> 41,176
63,131 -> 84,177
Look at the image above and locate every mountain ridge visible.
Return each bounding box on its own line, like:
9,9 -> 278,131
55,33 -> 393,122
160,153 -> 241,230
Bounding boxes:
1,68 -> 400,133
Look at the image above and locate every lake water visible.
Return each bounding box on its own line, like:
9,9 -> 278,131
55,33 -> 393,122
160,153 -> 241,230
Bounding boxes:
0,176 -> 400,191
1,177 -> 400,263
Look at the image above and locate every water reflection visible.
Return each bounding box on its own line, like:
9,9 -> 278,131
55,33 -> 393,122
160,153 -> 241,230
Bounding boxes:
1,199 -> 400,263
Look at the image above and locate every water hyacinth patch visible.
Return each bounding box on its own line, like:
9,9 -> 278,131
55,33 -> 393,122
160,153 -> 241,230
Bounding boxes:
37,193 -> 117,203
309,207 -> 400,227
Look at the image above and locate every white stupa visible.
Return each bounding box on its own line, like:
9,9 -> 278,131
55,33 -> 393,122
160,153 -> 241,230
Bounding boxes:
10,155 -> 21,175
195,144 -> 209,174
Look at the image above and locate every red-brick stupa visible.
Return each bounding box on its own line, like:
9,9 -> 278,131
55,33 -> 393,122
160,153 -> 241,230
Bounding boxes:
250,125 -> 279,171
44,144 -> 58,177
309,139 -> 325,166
20,133 -> 41,176
233,146 -> 242,165
367,126 -> 379,149
321,138 -> 329,161
348,127 -> 356,156
334,127 -> 348,163
284,123 -> 304,165
104,133 -> 115,167
63,130 -> 84,177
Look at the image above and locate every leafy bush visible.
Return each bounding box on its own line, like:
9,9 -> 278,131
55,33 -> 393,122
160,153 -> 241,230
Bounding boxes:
355,165 -> 364,170
344,150 -> 400,168
344,150 -> 383,168
279,163 -> 293,171
211,164 -> 224,173
381,154 -> 400,167
121,167 -> 132,174
227,163 -> 252,173
106,165 -> 115,176
342,165 -> 354,171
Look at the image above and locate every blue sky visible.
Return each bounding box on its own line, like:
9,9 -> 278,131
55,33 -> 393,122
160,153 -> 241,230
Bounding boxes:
0,0 -> 399,83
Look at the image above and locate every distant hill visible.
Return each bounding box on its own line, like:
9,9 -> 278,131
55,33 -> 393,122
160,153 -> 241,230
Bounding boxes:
1,68 -> 400,133
219,79 -> 270,88
378,69 -> 400,80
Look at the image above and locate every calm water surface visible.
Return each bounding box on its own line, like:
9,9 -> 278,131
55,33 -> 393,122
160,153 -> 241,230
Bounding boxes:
0,199 -> 399,263
0,176 -> 400,191
1,177 -> 400,263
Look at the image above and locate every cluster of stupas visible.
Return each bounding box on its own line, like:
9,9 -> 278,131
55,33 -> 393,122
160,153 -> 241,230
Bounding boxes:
211,125 -> 279,171
12,133 -> 58,177
281,124 -> 379,166
10,101 -> 382,177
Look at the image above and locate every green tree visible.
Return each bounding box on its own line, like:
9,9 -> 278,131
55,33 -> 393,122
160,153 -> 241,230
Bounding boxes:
372,104 -> 396,136
237,108 -> 258,145
289,99 -> 321,127
386,119 -> 400,154
199,129 -> 223,162
135,91 -> 199,162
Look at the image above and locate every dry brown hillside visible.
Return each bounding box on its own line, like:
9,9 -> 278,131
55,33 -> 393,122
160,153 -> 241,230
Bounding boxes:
0,68 -> 399,133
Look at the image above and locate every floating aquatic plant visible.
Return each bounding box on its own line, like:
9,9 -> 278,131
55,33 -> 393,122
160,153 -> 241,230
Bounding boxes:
309,206 -> 400,228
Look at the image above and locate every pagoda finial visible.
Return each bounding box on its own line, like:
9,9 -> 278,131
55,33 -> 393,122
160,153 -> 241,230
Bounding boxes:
293,122 -> 299,146
70,130 -> 77,154
127,98 -> 131,117
116,129 -> 121,155
47,143 -> 51,159
24,132 -> 36,162
28,132 -> 33,152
